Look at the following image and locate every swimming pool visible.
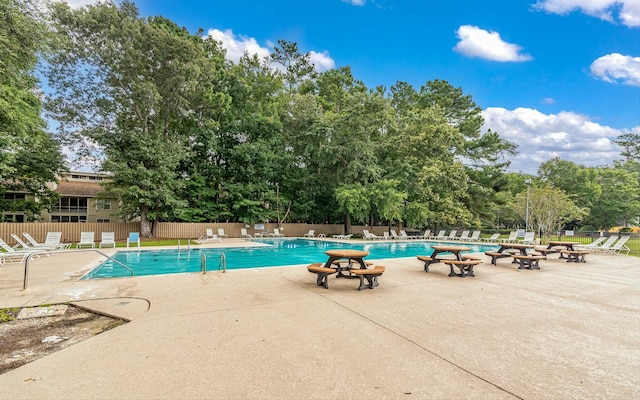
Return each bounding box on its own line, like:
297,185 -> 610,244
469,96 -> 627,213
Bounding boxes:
81,238 -> 499,279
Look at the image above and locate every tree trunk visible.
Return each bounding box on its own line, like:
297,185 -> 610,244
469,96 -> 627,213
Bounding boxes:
344,213 -> 351,234
139,206 -> 153,238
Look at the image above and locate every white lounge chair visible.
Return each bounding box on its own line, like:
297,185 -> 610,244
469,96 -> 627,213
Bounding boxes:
466,230 -> 481,242
481,233 -> 501,243
22,232 -> 65,251
362,230 -> 381,240
518,232 -> 535,244
217,228 -> 229,238
99,232 -> 116,248
429,230 -> 446,240
390,230 -> 401,240
591,236 -> 618,253
455,231 -> 470,241
303,230 -> 315,238
240,228 -> 252,238
76,232 -> 95,249
270,228 -> 284,238
500,231 -> 518,243
11,233 -> 35,251
446,230 -> 458,240
411,230 -> 430,240
127,232 -> 141,248
255,229 -> 268,238
608,236 -> 630,255
198,230 -> 221,244
575,236 -> 606,250
42,232 -> 71,249
399,230 -> 411,240
0,238 -> 44,264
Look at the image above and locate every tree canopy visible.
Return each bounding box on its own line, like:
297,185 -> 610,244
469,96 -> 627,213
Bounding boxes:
0,0 -> 65,221
1,0 -> 636,234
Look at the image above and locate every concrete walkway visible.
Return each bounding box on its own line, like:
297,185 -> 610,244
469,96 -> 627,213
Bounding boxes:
0,240 -> 638,399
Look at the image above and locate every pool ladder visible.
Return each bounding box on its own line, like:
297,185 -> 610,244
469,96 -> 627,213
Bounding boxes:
200,253 -> 226,274
218,253 -> 226,272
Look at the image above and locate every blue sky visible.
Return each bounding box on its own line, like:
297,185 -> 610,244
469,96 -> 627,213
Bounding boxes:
65,0 -> 640,174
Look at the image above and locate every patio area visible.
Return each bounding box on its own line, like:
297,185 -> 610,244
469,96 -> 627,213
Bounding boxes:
0,240 -> 638,399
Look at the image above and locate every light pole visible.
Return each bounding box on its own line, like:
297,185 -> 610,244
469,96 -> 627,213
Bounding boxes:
525,179 -> 531,232
276,183 -> 280,226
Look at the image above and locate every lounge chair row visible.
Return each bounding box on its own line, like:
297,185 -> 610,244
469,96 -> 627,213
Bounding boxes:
576,235 -> 630,255
363,229 -> 501,242
72,231 -> 141,248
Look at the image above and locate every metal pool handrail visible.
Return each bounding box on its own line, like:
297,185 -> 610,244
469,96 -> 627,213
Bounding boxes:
23,249 -> 134,290
219,253 -> 226,273
200,253 -> 226,274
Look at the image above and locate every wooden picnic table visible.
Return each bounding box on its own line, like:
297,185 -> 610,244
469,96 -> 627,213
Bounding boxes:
323,249 -> 370,278
543,241 -> 580,259
485,242 -> 535,266
496,242 -> 535,256
418,245 -> 478,277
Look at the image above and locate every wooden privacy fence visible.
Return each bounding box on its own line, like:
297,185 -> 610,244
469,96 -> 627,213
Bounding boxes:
154,223 -> 388,239
0,222 -> 391,246
0,222 -> 141,245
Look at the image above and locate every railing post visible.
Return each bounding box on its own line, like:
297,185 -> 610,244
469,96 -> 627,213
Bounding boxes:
22,249 -> 133,290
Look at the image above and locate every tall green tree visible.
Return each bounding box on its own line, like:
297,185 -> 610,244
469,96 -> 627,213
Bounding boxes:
269,39 -> 317,94
386,81 -> 476,228
613,133 -> 640,162
45,1 -> 204,236
417,80 -> 516,224
313,67 -> 396,230
586,166 -> 640,229
211,53 -> 286,224
0,0 -> 65,219
174,34 -> 233,223
512,184 -> 587,237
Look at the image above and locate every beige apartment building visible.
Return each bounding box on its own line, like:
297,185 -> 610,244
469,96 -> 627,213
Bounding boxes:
1,172 -> 123,223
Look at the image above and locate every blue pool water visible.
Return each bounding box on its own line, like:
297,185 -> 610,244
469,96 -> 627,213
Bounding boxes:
82,238 -> 499,279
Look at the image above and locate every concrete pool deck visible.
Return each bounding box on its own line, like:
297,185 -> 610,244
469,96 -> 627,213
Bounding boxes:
0,238 -> 638,399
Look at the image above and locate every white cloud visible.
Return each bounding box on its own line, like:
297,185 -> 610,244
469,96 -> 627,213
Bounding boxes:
590,53 -> 640,86
206,28 -> 335,72
343,0 -> 366,5
534,0 -> 640,27
453,25 -> 532,62
542,97 -> 555,104
308,51 -> 336,72
206,28 -> 271,64
482,107 -> 633,173
64,0 -> 100,8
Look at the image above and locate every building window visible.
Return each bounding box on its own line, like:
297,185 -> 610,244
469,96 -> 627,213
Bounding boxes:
96,199 -> 111,210
3,193 -> 26,201
1,214 -> 25,222
97,218 -> 110,223
51,215 -> 87,222
55,197 -> 88,212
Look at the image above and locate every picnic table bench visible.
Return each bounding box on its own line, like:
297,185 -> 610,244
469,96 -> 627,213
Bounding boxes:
512,254 -> 546,269
484,251 -> 514,265
441,258 -> 482,277
349,266 -> 386,290
307,263 -> 337,288
560,250 -> 589,263
543,241 -> 580,259
417,250 -> 481,277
